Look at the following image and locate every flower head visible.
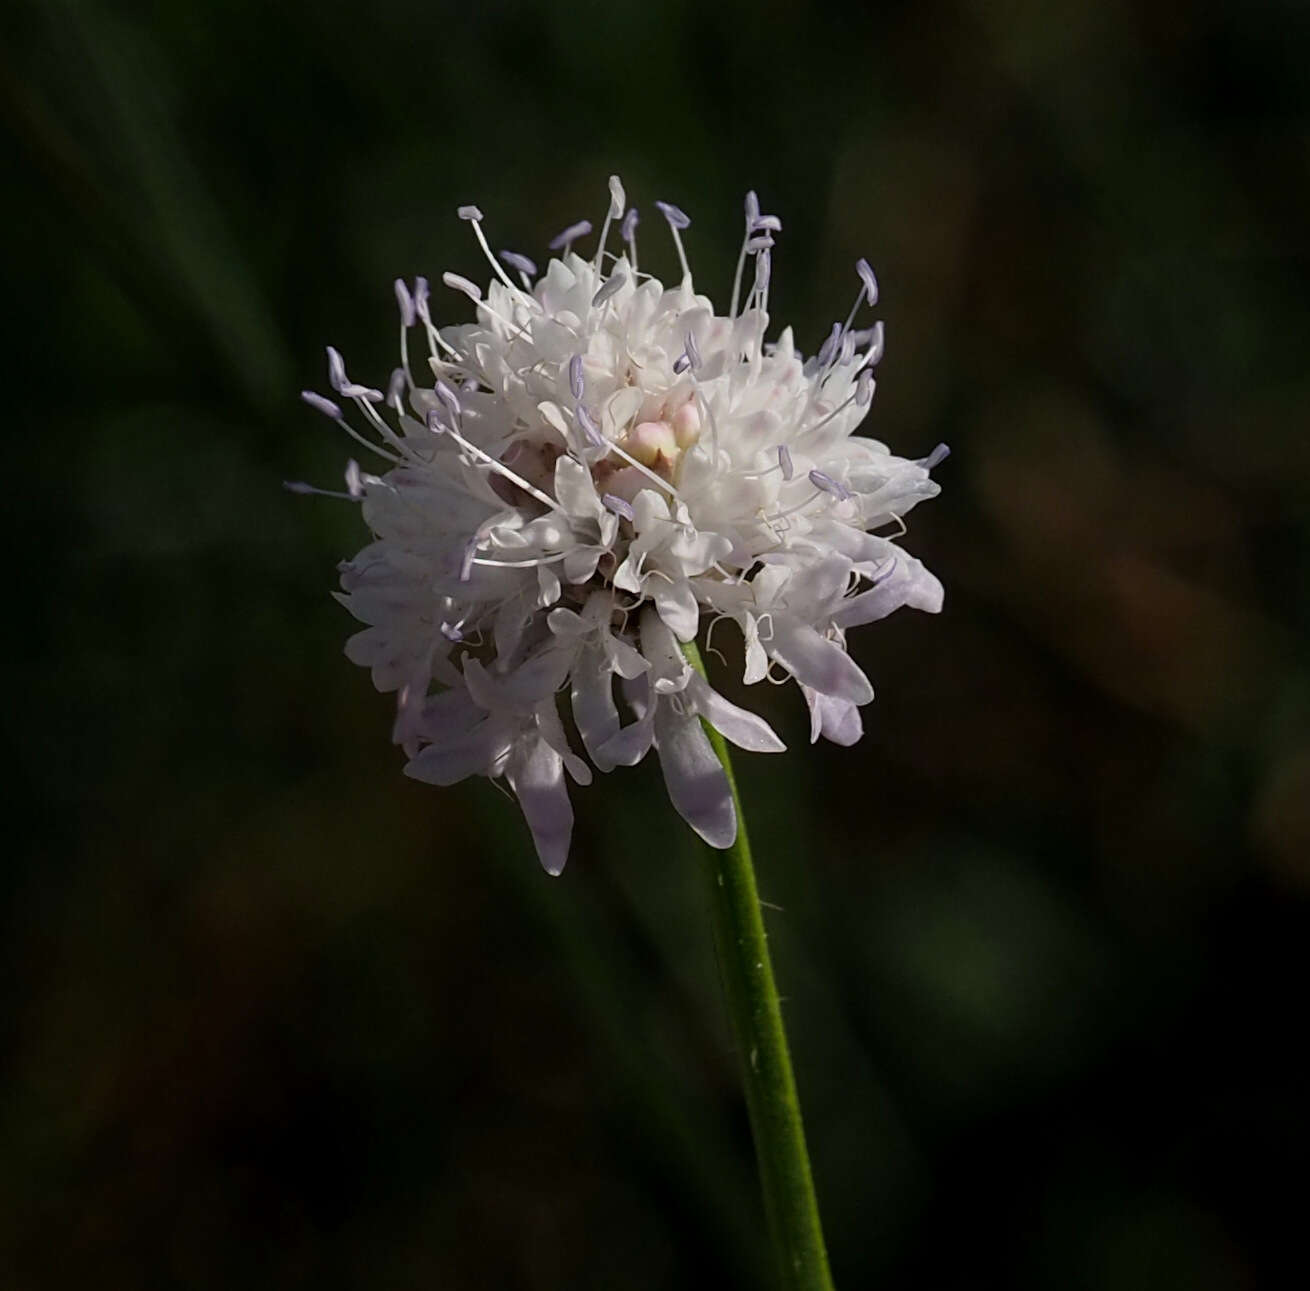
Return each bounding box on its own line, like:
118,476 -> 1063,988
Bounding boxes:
297,179 -> 945,872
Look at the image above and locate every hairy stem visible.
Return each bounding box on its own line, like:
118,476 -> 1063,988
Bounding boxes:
682,640 -> 835,1290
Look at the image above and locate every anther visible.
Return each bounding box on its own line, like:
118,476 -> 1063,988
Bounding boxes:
654,200 -> 691,230
603,493 -> 635,522
856,258 -> 879,306
569,354 -> 584,400
394,279 -> 415,327
499,250 -> 538,277
442,272 -> 482,302
777,444 -> 794,480
809,469 -> 852,501
301,390 -> 342,419
326,346 -> 348,392
549,220 -> 592,251
457,205 -> 484,221
592,272 -> 626,307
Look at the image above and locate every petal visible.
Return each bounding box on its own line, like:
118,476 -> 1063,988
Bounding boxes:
652,578 -> 700,642
534,698 -> 592,785
639,607 -> 693,692
404,717 -> 508,786
689,676 -> 785,753
832,550 -> 944,627
553,454 -> 604,521
741,613 -> 769,684
605,633 -> 650,680
654,701 -> 736,848
594,708 -> 654,766
571,647 -> 621,771
803,688 -> 864,746
769,618 -> 874,706
506,737 -> 573,875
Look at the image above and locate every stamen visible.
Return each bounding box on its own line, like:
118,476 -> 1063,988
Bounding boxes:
345,460 -> 364,498
856,257 -> 879,306
575,404 -> 606,449
387,368 -> 406,407
460,206 -> 533,300
861,320 -> 885,368
655,200 -> 691,281
777,444 -> 794,480
341,382 -> 384,402
500,250 -> 537,277
435,379 -> 462,417
549,220 -> 592,253
326,346 -> 348,392
919,442 -> 951,469
569,354 -> 584,400
394,279 -> 415,327
672,353 -> 691,375
602,493 -> 635,522
442,272 -> 482,302
301,390 -> 342,420
808,469 -> 852,501
621,207 -> 639,273
592,272 -> 627,307
654,200 -> 690,230
593,174 -> 626,273
425,411 -> 563,513
684,329 -> 702,371
282,480 -> 358,501
460,536 -> 479,581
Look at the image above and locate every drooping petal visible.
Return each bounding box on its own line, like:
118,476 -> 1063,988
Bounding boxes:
571,646 -> 621,771
506,737 -> 573,875
653,700 -> 736,848
768,618 -> 874,706
688,676 -> 785,753
652,578 -> 700,642
404,717 -> 509,786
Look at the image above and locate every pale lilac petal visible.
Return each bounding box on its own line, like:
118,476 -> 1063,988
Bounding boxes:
652,578 -> 700,642
571,648 -> 621,771
653,702 -> 736,848
832,552 -> 944,627
595,709 -> 655,767
769,619 -> 874,706
404,719 -> 507,786
689,676 -> 785,753
506,738 -> 573,875
804,688 -> 864,746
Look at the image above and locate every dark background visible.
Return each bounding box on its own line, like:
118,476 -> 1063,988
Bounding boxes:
4,0 -> 1308,1286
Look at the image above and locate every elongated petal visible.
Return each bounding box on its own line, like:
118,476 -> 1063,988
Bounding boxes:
506,738 -> 573,875
652,578 -> 700,642
689,676 -> 785,753
769,618 -> 874,706
832,550 -> 944,627
571,647 -> 621,770
653,701 -> 736,848
595,709 -> 654,766
404,718 -> 508,786
803,687 -> 864,746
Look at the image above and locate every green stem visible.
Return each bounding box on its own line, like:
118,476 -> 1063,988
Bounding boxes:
682,640 -> 835,1291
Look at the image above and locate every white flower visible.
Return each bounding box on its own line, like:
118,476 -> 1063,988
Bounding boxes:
296,179 -> 946,872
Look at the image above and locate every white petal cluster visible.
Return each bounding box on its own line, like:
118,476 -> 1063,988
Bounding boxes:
299,180 -> 945,873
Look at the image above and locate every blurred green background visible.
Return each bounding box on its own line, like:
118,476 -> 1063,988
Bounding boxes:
4,0 -> 1308,1286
